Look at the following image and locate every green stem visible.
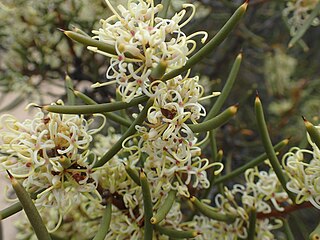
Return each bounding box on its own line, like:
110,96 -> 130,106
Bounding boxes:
205,53 -> 242,120
116,90 -> 130,134
64,31 -> 117,55
202,52 -> 242,176
65,75 -> 75,105
125,164 -> 141,186
291,213 -> 309,239
283,218 -> 294,240
151,190 -> 176,224
247,209 -> 256,240
202,52 -> 240,193
74,90 -> 131,127
0,202 -> 22,220
188,105 -> 238,133
43,95 -> 149,114
94,98 -> 153,168
209,130 -> 218,162
7,171 -> 52,240
213,139 -> 289,184
92,203 -> 112,240
189,196 -> 236,223
162,2 -> 247,81
158,0 -> 171,19
254,96 -> 295,202
150,60 -> 168,80
140,170 -> 153,240
154,225 -> 198,239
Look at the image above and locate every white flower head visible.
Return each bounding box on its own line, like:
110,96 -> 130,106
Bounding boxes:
91,0 -> 208,102
283,0 -> 320,36
282,144 -> 320,209
0,101 -> 105,214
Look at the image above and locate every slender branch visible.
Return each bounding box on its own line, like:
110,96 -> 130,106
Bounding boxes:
257,202 -> 313,219
213,139 -> 289,184
255,95 -> 295,202
43,95 -> 148,114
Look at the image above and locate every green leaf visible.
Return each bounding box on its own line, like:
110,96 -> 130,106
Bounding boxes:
7,171 -> 52,240
254,95 -> 295,202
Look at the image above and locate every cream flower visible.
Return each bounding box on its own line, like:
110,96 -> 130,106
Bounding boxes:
122,74 -> 222,197
283,0 -> 320,36
282,132 -> 320,209
92,130 -> 185,239
90,0 -> 208,102
0,101 -> 105,217
187,167 -> 288,239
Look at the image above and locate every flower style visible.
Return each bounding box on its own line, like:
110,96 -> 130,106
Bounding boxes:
283,0 -> 320,36
90,0 -> 208,102
0,100 -> 105,227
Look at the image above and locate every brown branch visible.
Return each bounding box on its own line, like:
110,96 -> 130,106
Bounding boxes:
257,202 -> 314,219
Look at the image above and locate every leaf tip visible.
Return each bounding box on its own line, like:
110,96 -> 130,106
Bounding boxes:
139,168 -> 146,178
150,217 -> 157,224
302,116 -> 307,122
64,30 -> 72,37
283,138 -> 289,145
242,0 -> 249,9
255,90 -> 261,103
57,28 -> 66,32
6,170 -> 13,180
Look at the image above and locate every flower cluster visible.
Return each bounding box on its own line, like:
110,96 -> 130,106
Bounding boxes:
123,74 -> 222,197
264,47 -> 297,96
0,101 -> 105,228
186,167 -> 289,239
88,130 -> 184,239
283,0 -> 320,35
282,126 -> 320,209
90,0 -> 207,102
